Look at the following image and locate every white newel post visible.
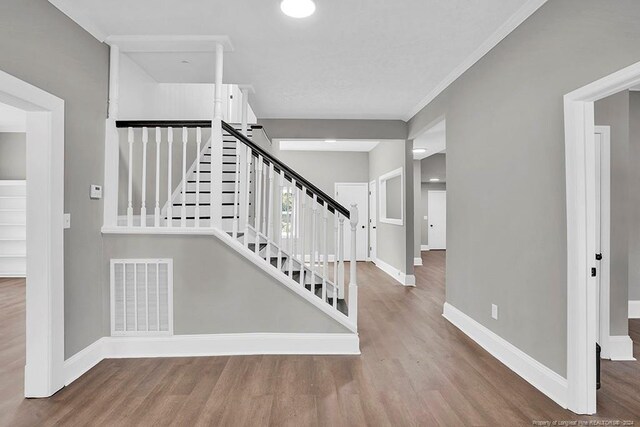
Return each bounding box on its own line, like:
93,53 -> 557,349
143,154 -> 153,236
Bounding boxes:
338,215 -> 345,299
210,42 -> 224,229
103,44 -> 120,228
140,127 -> 148,227
349,203 -> 359,326
238,87 -> 250,233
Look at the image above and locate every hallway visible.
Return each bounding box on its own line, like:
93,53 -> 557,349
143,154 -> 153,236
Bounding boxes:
2,253 -> 639,426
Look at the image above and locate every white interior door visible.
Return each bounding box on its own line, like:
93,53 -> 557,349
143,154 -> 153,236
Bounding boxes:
335,183 -> 368,261
369,180 -> 377,262
427,191 -> 446,250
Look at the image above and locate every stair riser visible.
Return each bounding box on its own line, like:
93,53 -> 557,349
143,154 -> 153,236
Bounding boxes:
0,225 -> 26,239
0,240 -> 26,255
0,185 -> 26,197
169,205 -> 238,217
0,197 -> 26,209
0,210 -> 25,223
185,182 -> 241,192
0,257 -> 26,276
175,193 -> 240,204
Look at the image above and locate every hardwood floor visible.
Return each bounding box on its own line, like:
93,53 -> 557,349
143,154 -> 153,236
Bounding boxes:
2,253 -> 640,426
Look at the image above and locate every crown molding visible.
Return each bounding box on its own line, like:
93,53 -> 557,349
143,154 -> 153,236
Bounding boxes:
403,0 -> 549,122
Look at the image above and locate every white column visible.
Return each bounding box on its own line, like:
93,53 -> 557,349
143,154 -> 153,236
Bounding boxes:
126,127 -> 134,227
348,204 -> 359,326
166,128 -> 173,227
154,128 -> 161,227
210,42 -> 224,229
237,87 -> 250,232
140,127 -> 148,227
103,44 -> 120,228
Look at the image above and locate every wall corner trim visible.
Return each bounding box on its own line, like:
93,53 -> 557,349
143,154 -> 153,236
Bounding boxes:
607,336 -> 636,361
629,300 -> 640,319
442,302 -> 568,409
64,333 -> 360,386
374,258 -> 416,287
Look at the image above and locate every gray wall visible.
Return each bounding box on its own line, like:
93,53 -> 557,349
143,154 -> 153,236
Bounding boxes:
0,0 -> 109,358
594,91 -> 630,335
369,140 -> 411,274
421,153 -> 446,182
421,182 -> 447,246
413,160 -> 421,258
0,133 -> 26,180
103,235 -> 349,334
630,92 -> 640,301
259,119 -> 407,142
407,0 -> 640,377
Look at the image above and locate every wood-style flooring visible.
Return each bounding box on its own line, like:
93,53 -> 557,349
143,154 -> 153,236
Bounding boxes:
2,252 -> 639,426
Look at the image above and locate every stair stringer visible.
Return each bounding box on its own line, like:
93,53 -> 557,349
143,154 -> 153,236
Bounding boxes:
215,227 -> 358,333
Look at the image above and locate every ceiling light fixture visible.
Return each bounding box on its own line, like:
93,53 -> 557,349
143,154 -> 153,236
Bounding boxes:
429,178 -> 440,182
413,148 -> 426,154
281,0 -> 316,18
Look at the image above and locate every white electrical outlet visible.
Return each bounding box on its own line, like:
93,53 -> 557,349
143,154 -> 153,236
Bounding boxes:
63,213 -> 71,229
491,304 -> 498,320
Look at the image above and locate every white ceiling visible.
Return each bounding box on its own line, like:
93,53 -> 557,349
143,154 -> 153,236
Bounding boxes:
279,139 -> 379,152
413,119 -> 445,160
49,0 -> 543,120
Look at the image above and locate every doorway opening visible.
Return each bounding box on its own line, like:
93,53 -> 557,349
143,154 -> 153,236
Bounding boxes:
564,61 -> 640,414
412,118 -> 447,267
335,182 -> 368,261
0,69 -> 65,400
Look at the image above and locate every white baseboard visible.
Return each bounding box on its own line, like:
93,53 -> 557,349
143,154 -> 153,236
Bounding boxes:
63,337 -> 107,386
442,302 -> 568,409
421,245 -> 430,251
629,300 -> 640,319
64,333 -> 359,386
607,335 -> 636,361
414,257 -> 423,266
374,258 -> 416,287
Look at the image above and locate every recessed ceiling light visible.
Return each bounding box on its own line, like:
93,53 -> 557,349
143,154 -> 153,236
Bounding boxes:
325,139 -> 337,143
281,0 -> 316,18
413,148 -> 426,154
429,178 -> 440,182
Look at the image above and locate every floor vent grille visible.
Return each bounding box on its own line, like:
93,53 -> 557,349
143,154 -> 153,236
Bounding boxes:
110,259 -> 173,336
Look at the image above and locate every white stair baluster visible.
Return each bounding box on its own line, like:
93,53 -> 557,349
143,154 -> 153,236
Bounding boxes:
181,127 -> 188,228
288,179 -> 296,279
349,204 -> 359,325
333,212 -> 339,308
310,194 -> 318,295
195,127 -> 202,227
338,215 -> 345,299
266,163 -> 275,266
277,172 -> 284,271
154,127 -> 161,227
141,127 -> 148,227
166,128 -> 173,227
322,205 -> 328,302
232,136 -> 241,238
299,186 -> 306,287
254,155 -> 264,254
243,148 -> 252,247
127,127 -> 134,227
262,163 -> 268,233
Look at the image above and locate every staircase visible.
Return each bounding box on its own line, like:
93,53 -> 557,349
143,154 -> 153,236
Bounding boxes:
0,181 -> 26,277
111,119 -> 359,332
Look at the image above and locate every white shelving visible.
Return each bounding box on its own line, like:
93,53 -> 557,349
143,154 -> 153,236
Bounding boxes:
0,181 -> 26,277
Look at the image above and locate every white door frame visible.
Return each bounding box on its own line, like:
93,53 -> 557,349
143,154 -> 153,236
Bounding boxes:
427,190 -> 446,250
369,179 -> 377,263
593,126 -> 611,360
0,70 -> 65,397
334,182 -> 369,262
564,60 -> 640,414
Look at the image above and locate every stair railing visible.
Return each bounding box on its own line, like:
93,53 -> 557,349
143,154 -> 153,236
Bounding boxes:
113,120 -> 358,328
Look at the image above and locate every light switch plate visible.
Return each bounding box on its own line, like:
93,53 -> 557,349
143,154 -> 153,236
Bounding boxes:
491,304 -> 498,320
63,213 -> 71,229
90,184 -> 102,200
